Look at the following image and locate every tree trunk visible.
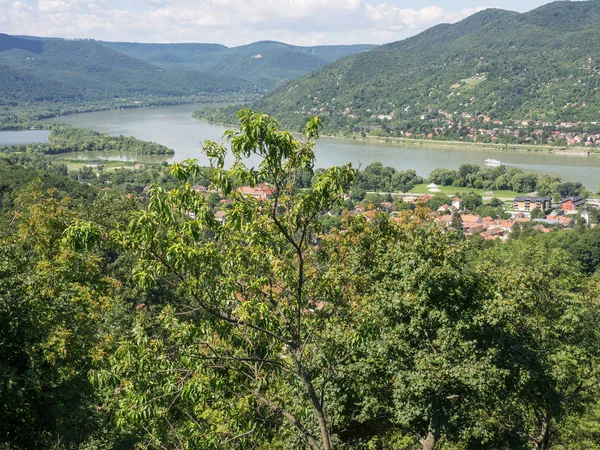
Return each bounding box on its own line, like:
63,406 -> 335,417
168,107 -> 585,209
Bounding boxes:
303,371 -> 333,450
532,414 -> 551,450
534,425 -> 551,450
33,399 -> 46,450
254,391 -> 322,450
420,432 -> 436,450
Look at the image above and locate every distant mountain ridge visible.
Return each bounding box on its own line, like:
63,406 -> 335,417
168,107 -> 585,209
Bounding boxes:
100,40 -> 377,90
0,34 -> 250,106
249,0 -> 600,135
0,33 -> 375,109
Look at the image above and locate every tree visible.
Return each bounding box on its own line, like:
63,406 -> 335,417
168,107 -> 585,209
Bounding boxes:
462,191 -> 483,211
84,111 -> 600,450
457,163 -> 480,186
568,227 -> 600,273
331,218 -> 530,450
0,184 -> 123,449
536,174 -> 561,197
426,193 -> 451,211
511,172 -> 538,193
205,191 -> 221,209
350,186 -> 366,201
472,241 -> 600,450
428,168 -> 456,186
555,182 -> 583,198
530,207 -> 546,219
451,212 -> 463,230
98,110 -> 357,450
392,169 -> 423,192
489,197 -> 503,207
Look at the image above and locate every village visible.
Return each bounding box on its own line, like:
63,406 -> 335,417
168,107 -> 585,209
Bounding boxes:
407,114 -> 600,147
176,181 -> 599,241
399,193 -> 594,240
304,100 -> 600,147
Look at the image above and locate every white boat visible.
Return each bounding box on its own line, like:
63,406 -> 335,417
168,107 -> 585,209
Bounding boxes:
484,158 -> 502,166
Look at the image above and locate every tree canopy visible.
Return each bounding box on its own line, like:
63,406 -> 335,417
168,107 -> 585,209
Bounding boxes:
1,110 -> 600,450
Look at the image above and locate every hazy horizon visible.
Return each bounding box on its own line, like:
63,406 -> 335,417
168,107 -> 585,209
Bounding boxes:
0,0 -> 585,47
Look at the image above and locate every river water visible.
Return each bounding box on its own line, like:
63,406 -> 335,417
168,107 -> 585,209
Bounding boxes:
3,104 -> 599,191
0,130 -> 50,146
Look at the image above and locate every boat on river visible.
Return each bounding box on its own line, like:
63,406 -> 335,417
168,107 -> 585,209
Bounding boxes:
484,158 -> 502,166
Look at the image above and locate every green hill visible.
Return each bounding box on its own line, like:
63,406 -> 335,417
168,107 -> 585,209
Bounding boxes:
100,42 -> 227,68
248,1 -> 600,134
0,34 -> 251,106
101,40 -> 377,90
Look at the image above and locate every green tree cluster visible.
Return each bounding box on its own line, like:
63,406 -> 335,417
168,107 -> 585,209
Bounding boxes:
429,164 -> 584,198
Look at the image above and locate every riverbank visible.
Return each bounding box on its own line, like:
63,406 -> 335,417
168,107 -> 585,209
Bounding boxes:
198,115 -> 598,155
355,135 -> 597,155
0,95 -> 250,131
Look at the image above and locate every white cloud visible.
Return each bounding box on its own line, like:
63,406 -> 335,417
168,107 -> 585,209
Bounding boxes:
38,0 -> 73,13
0,0 -> 489,45
364,4 -> 487,32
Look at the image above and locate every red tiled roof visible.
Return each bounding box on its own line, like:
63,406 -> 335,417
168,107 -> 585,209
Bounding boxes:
461,214 -> 482,223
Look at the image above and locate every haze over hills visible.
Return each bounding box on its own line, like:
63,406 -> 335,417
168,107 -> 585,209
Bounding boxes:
0,34 -> 375,110
0,34 -> 251,106
244,0 -> 600,135
100,40 -> 377,90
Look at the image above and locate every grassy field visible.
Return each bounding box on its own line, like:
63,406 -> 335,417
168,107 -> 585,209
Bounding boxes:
54,157 -> 140,172
409,183 -> 523,199
337,135 -> 599,154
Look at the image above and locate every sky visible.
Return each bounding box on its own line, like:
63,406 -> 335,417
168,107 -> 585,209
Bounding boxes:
0,0 -> 577,46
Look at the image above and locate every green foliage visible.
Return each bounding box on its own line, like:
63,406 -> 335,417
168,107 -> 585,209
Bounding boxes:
429,168 -> 457,186
513,226 -> 600,275
0,185 -> 127,449
425,164 -> 584,198
426,193 -> 452,211
0,159 -> 94,215
461,191 -> 483,211
46,124 -> 174,155
336,220 -> 513,448
97,110 -> 357,449
2,111 -> 600,449
474,204 -> 505,219
471,240 -> 600,449
530,207 -> 546,219
353,162 -> 423,193
350,186 -> 366,201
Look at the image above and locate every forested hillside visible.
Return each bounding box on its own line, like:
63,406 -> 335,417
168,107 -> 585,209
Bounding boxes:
101,40 -> 377,89
242,1 -> 600,135
0,34 -> 251,106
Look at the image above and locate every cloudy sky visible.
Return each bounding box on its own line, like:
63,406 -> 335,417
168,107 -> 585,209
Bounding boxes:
0,0 -> 567,46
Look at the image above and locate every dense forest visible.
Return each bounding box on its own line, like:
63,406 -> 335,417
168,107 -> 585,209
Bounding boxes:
0,34 -> 252,107
101,40 -> 376,90
2,111 -> 600,449
198,1 -> 600,140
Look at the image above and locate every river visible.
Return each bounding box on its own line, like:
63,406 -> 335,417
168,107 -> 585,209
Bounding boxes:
9,104 -> 600,191
0,130 -> 50,146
